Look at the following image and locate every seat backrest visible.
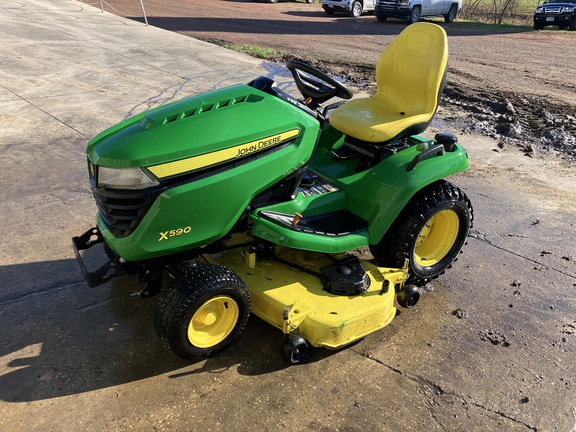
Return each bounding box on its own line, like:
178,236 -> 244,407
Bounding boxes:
375,23 -> 448,117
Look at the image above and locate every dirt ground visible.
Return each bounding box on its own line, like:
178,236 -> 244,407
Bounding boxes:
89,0 -> 576,161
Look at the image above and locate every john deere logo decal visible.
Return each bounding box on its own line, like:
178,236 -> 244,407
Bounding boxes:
148,129 -> 300,179
235,134 -> 285,157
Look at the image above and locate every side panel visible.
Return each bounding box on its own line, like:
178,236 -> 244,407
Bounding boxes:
309,134 -> 470,245
101,126 -> 320,261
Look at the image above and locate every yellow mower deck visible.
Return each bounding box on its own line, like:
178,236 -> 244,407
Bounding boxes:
203,248 -> 408,349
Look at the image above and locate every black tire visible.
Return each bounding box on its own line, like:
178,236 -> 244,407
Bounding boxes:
443,4 -> 458,23
409,6 -> 421,24
325,8 -> 335,14
305,0 -> 314,3
534,21 -> 544,30
569,17 -> 576,31
376,15 -> 388,22
154,264 -> 251,359
371,180 -> 473,285
349,1 -> 362,17
281,334 -> 309,364
397,284 -> 420,308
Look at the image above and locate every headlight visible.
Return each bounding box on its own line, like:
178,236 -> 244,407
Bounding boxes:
535,6 -> 543,12
97,166 -> 160,190
564,6 -> 575,12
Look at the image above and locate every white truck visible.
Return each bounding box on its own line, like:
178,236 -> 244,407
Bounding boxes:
322,0 -> 376,17
374,0 -> 462,23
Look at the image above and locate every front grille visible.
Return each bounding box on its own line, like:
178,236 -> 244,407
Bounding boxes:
544,6 -> 562,13
92,185 -> 165,238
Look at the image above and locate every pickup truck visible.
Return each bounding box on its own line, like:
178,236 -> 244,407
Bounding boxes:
374,0 -> 462,23
322,0 -> 375,17
533,0 -> 576,30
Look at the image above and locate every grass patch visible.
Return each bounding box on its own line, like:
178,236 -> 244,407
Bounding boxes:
222,43 -> 283,59
461,0 -> 540,25
446,19 -> 533,31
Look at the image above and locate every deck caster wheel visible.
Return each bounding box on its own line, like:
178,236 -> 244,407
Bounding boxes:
397,284 -> 420,308
281,334 -> 308,364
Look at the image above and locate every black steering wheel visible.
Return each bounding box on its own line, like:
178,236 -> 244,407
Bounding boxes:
286,60 -> 353,104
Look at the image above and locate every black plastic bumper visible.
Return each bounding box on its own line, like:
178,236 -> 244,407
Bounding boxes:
534,14 -> 574,24
323,4 -> 350,13
375,6 -> 411,19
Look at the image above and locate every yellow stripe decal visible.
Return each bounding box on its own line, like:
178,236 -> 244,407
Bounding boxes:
148,128 -> 300,179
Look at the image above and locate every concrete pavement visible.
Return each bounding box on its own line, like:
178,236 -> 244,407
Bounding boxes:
1,1 -> 576,431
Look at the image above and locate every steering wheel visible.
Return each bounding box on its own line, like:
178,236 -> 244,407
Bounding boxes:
286,60 -> 353,104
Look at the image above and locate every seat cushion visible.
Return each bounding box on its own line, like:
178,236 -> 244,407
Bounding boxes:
329,95 -> 431,143
328,22 -> 447,144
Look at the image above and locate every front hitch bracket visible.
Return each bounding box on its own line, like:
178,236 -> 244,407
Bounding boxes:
72,227 -> 125,287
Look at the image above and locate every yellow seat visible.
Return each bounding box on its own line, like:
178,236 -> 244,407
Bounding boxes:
329,23 -> 448,143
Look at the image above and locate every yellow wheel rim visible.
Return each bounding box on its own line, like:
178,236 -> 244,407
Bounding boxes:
414,209 -> 460,267
187,296 -> 239,348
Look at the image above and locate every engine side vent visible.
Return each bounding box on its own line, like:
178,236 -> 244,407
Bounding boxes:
141,94 -> 263,130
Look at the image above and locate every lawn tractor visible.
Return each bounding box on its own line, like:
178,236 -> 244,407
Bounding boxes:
73,23 -> 473,364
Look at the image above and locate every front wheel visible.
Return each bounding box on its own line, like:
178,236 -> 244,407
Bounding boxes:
154,264 -> 251,359
371,180 -> 473,284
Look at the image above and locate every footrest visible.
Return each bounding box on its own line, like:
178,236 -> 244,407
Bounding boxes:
251,210 -> 370,253
260,210 -> 367,237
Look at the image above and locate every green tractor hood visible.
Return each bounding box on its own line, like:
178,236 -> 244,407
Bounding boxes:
86,84 -> 322,261
87,84 -> 318,172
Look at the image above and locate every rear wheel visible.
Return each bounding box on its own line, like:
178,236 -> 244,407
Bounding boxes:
371,180 -> 473,284
154,264 -> 251,359
409,6 -> 421,24
349,1 -> 362,17
444,4 -> 458,23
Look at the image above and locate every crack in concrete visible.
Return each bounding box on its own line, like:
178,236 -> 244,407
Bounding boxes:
0,280 -> 121,312
123,69 -> 260,121
0,83 -> 89,139
356,351 -> 538,431
0,282 -> 80,307
469,233 -> 576,280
